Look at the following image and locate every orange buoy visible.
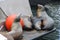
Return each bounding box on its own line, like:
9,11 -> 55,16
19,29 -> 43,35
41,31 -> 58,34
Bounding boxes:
20,18 -> 24,28
5,14 -> 24,31
5,14 -> 16,31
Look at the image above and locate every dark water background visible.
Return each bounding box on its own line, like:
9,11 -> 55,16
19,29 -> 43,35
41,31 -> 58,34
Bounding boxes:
31,2 -> 60,40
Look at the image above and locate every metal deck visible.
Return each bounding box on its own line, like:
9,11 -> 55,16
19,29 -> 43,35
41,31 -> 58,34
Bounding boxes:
23,28 -> 56,40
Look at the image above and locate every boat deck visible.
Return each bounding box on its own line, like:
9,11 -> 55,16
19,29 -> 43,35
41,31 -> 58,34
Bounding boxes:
23,28 -> 56,40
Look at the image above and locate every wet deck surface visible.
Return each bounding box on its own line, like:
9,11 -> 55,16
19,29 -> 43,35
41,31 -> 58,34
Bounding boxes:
23,28 -> 56,40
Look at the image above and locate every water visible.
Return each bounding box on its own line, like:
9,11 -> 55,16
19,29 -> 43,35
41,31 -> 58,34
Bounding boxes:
31,2 -> 60,40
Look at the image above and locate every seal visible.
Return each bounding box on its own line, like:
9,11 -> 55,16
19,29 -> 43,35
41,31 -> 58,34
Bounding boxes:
31,4 -> 54,31
37,4 -> 54,30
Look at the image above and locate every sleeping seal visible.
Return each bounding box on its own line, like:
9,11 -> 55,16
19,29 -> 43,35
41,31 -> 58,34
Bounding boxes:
21,16 -> 33,31
30,16 -> 42,31
13,14 -> 33,31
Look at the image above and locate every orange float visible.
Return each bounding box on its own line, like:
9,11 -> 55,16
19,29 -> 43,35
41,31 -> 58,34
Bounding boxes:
20,18 -> 24,28
5,14 -> 24,31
